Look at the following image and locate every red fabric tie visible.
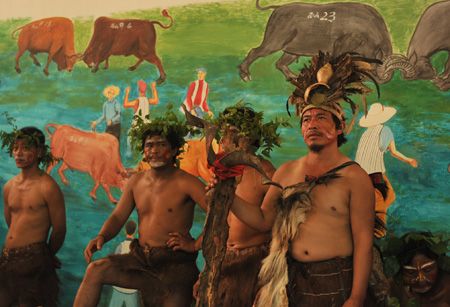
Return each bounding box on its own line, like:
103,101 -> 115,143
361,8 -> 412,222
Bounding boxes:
208,151 -> 245,180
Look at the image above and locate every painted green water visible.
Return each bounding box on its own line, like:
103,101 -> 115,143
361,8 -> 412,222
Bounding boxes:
1,0 -> 449,305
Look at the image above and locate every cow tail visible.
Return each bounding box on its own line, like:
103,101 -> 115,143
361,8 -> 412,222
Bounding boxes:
45,123 -> 59,141
11,27 -> 25,40
255,0 -> 279,11
152,9 -> 174,29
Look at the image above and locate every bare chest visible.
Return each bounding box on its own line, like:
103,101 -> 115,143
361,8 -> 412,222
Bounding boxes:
8,182 -> 47,213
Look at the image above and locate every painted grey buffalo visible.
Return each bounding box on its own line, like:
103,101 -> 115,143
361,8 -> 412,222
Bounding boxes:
82,10 -> 173,84
238,0 -> 404,83
384,1 -> 450,91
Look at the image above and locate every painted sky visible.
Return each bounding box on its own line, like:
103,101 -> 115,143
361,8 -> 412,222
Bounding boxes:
0,0 -> 229,20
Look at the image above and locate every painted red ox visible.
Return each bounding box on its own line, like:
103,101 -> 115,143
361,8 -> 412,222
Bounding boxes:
11,17 -> 80,76
45,124 -> 130,204
82,10 -> 173,84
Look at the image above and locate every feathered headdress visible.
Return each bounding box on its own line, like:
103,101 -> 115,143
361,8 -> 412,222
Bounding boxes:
288,51 -> 381,133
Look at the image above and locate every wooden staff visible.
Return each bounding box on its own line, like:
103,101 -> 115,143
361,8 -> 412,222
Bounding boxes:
182,105 -> 281,307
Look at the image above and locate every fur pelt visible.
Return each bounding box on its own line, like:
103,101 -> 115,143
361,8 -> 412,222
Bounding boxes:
256,162 -> 355,307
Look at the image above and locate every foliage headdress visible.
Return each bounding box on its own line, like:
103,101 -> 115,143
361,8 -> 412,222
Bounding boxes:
128,103 -> 198,166
0,112 -> 59,170
213,101 -> 291,158
378,230 -> 450,284
288,51 -> 381,133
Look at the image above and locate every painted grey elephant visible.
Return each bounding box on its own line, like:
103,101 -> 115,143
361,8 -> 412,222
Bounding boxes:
238,0 -> 409,83
386,1 -> 450,91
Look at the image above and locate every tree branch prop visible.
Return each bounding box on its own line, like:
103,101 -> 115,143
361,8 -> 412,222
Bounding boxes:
182,104 -> 281,306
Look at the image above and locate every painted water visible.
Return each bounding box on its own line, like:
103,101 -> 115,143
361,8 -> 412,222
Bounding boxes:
1,0 -> 449,305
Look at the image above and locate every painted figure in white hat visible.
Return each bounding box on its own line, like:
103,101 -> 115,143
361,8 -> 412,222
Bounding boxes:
355,102 -> 418,236
90,85 -> 122,143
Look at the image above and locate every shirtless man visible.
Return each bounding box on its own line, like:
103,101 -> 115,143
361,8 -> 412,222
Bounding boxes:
0,127 -> 66,307
389,232 -> 450,307
73,121 -> 208,307
209,54 -> 376,306
169,106 -> 277,306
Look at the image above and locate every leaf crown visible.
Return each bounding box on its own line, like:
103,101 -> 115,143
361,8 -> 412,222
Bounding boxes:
128,103 -> 199,166
0,112 -> 59,170
213,101 -> 291,158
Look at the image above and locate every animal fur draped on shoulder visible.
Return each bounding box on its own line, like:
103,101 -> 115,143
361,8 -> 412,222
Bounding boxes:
256,162 -> 355,307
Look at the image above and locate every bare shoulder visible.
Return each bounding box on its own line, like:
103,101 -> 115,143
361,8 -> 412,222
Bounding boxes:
175,168 -> 205,186
342,162 -> 371,183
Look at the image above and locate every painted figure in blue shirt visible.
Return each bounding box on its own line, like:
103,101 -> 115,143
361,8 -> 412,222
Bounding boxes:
91,86 -> 122,143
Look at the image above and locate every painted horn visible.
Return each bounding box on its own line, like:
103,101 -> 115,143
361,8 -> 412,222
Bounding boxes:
376,54 -> 416,81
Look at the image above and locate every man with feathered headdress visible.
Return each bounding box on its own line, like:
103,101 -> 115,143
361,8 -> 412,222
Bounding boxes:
209,51 -> 380,306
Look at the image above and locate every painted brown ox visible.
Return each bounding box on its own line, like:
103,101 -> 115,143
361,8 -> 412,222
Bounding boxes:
11,17 -> 79,76
82,10 -> 173,84
45,124 -> 130,204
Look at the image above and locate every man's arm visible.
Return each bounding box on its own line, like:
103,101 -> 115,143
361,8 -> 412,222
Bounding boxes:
388,141 -> 418,167
3,180 -> 11,228
84,176 -> 137,263
148,82 -> 159,105
345,167 -> 375,306
42,176 -> 66,255
227,162 -> 285,232
123,87 -> 138,112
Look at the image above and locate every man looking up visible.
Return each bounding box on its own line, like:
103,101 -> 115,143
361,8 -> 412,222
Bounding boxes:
74,109 -> 208,307
169,104 -> 286,306
208,52 -> 377,306
0,126 -> 66,307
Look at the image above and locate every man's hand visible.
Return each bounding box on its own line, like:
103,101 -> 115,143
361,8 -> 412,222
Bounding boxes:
205,173 -> 218,191
90,121 -> 97,130
84,235 -> 105,264
107,120 -> 112,126
408,158 -> 418,167
193,279 -> 200,299
167,233 -> 196,252
125,87 -> 131,94
207,111 -> 214,119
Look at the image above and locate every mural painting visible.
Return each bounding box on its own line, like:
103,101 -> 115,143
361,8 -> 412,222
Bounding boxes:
0,0 -> 449,305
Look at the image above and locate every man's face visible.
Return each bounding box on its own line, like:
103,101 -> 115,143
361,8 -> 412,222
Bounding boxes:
13,139 -> 40,169
301,109 -> 343,152
198,71 -> 206,80
144,135 -> 176,168
106,90 -> 115,100
402,253 -> 439,294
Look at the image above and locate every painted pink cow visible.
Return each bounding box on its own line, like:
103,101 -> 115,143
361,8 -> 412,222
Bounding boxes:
45,124 -> 129,204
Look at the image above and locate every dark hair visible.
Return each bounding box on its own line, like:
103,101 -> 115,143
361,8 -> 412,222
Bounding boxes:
332,114 -> 347,147
125,220 -> 137,236
17,127 -> 46,164
399,232 -> 439,266
141,129 -> 183,163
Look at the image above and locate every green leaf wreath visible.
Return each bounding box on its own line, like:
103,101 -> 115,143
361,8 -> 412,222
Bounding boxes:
128,103 -> 199,167
377,230 -> 450,285
213,101 -> 291,158
0,111 -> 59,170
